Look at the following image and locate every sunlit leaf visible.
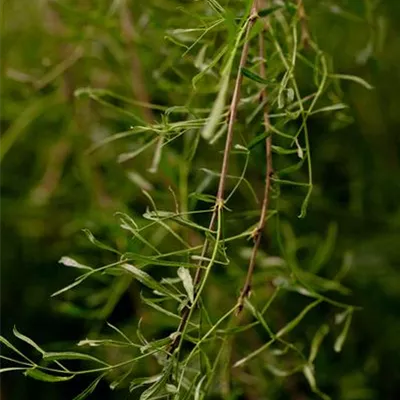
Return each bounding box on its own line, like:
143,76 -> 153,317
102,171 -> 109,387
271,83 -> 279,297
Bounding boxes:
24,368 -> 74,382
177,267 -> 195,303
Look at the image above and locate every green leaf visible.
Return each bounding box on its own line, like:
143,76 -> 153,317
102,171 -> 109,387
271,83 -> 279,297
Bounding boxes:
51,277 -> 86,297
310,222 -> 338,273
43,352 -> 109,365
334,310 -> 353,352
177,267 -> 195,303
258,5 -> 283,17
310,103 -> 348,115
309,325 -> 330,363
330,74 -> 374,90
24,368 -> 75,382
201,15 -> 250,141
142,210 -> 175,219
73,374 -> 105,400
110,368 -> 133,390
189,193 -> 217,203
303,364 -> 331,400
130,375 -> 162,393
125,253 -> 199,270
201,73 -> 229,140
277,159 -> 306,176
276,300 -> 321,338
295,268 -> 351,295
194,375 -> 207,400
0,336 -> 33,364
121,264 -> 180,300
272,145 -> 302,155
13,326 -> 45,355
206,0 -> 225,17
241,67 -> 270,84
140,362 -> 173,400
141,294 -> 198,327
106,322 -> 134,344
247,131 -> 272,150
82,229 -> 120,254
59,257 -> 93,271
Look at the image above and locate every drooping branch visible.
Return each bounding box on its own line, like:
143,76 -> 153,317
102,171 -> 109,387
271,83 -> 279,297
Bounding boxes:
236,8 -> 273,315
168,0 -> 260,353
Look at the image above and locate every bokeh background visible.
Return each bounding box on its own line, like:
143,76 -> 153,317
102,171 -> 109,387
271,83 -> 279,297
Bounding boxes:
1,1 -> 400,399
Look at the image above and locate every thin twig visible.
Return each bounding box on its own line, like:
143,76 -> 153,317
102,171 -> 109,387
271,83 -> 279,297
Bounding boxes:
236,14 -> 273,314
193,1 -> 259,288
168,1 -> 260,353
296,0 -> 310,49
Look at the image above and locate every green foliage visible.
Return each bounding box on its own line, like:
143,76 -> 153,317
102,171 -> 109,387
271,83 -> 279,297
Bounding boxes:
2,0 -> 400,399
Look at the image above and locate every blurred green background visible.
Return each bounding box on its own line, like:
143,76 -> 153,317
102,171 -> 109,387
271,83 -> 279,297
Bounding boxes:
1,0 -> 400,399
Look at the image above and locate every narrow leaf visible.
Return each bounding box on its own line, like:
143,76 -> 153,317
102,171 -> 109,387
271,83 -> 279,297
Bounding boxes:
201,74 -> 229,140
272,145 -> 302,155
276,300 -> 321,338
241,67 -> 270,84
43,352 -> 109,365
121,264 -> 179,300
177,267 -> 195,303
310,103 -> 348,115
51,277 -> 86,297
334,310 -> 353,352
59,257 -> 93,271
247,131 -> 272,150
73,374 -> 105,400
140,362 -> 173,400
130,374 -> 162,392
331,74 -> 373,90
258,5 -> 283,17
13,326 -> 45,355
24,368 -> 74,382
309,324 -> 329,363
82,229 -> 120,254
310,222 -> 338,273
0,336 -> 33,363
303,364 -> 331,400
194,375 -> 207,400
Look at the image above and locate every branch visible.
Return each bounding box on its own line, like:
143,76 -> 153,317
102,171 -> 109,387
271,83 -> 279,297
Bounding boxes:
296,0 -> 310,49
168,1 -> 260,353
236,12 -> 273,315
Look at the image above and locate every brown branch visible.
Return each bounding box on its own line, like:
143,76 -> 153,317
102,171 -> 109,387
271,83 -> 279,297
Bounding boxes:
296,0 -> 310,49
193,1 -> 259,287
236,15 -> 273,315
168,1 -> 260,354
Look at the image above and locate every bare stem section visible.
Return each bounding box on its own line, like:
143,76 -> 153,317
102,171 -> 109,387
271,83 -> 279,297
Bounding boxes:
297,0 -> 310,48
236,15 -> 273,315
169,1 -> 260,353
